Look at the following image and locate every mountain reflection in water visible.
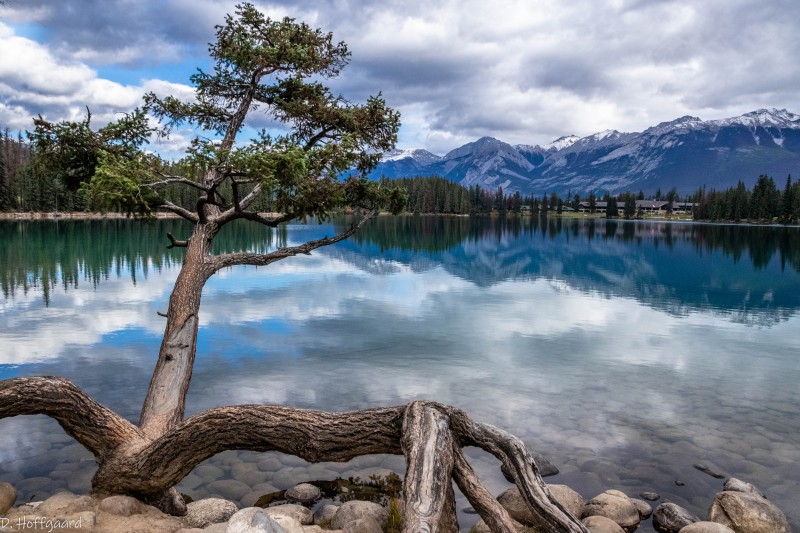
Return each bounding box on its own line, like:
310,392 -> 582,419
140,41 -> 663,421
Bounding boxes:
1,216 -> 798,532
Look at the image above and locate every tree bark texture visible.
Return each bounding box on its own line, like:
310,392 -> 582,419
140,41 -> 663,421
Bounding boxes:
139,223 -> 215,439
0,382 -> 587,532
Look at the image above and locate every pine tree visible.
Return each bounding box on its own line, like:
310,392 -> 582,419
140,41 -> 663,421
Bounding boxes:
781,175 -> 795,224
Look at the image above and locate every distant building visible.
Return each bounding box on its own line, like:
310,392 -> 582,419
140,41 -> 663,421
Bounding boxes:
577,199 -> 696,215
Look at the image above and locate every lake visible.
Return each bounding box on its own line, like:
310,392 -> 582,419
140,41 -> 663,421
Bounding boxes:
1,216 -> 799,531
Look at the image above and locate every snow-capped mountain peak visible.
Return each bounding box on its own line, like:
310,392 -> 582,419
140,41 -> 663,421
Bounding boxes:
544,135 -> 580,151
368,108 -> 800,196
381,148 -> 442,165
713,108 -> 800,129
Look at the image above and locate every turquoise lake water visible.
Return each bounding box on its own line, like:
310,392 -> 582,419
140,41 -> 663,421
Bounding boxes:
1,216 -> 798,531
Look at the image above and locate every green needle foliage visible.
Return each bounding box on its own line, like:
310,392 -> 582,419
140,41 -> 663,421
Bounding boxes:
30,2 -> 406,221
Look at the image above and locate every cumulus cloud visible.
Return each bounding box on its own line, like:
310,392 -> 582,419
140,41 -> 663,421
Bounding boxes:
2,0 -> 800,154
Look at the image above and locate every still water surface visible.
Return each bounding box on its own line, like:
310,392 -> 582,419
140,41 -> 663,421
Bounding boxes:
1,216 -> 799,530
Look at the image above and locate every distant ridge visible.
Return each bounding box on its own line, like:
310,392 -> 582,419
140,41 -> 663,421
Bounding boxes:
369,108 -> 800,195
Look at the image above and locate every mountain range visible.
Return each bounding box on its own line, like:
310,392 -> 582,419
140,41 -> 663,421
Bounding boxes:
369,108 -> 800,196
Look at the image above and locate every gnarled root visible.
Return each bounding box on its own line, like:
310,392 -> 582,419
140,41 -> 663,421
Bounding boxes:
1,379 -> 586,532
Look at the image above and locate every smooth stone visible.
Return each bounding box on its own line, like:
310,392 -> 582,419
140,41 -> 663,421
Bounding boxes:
195,464 -> 225,481
342,516 -> 383,533
679,522 -> 735,533
707,489 -> 790,533
581,490 -> 640,530
630,498 -> 652,519
265,504 -> 313,525
227,507 -> 288,533
97,495 -> 144,516
0,481 -> 17,514
185,497 -> 239,528
639,492 -> 660,501
330,501 -> 388,530
203,523 -> 228,533
234,469 -> 269,486
206,479 -> 252,501
271,469 -> 305,490
722,477 -> 766,498
652,502 -> 699,533
470,518 -> 527,533
181,474 -> 205,490
34,491 -> 81,515
285,483 -> 321,504
497,487 -> 536,525
270,514 -> 304,533
582,515 -> 625,533
257,458 -> 283,472
549,484 -> 585,518
314,504 -> 339,525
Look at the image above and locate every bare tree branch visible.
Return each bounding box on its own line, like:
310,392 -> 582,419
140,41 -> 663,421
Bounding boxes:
209,210 -> 376,272
158,201 -> 200,223
166,232 -> 188,249
143,175 -> 210,192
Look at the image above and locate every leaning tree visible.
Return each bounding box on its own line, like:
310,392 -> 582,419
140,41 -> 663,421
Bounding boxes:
0,4 -> 587,532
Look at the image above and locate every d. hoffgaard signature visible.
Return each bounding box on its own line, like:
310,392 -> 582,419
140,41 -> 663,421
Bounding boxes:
0,516 -> 84,531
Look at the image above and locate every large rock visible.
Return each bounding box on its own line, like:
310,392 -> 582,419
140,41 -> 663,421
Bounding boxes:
722,478 -> 766,498
0,482 -> 17,514
285,483 -> 321,504
497,487 -> 535,525
330,501 -> 387,530
707,488 -> 790,533
35,491 -> 82,514
264,504 -> 313,525
470,518 -> 529,533
680,522 -> 735,533
549,484 -> 585,518
582,490 -> 640,531
652,502 -> 699,533
630,498 -> 652,519
342,516 -> 383,533
582,515 -> 625,533
498,485 -> 584,524
269,514 -> 304,533
97,495 -> 145,516
314,504 -> 339,525
185,497 -> 238,528
227,507 -> 288,533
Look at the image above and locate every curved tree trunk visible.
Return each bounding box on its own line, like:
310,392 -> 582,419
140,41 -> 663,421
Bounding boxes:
139,222 -> 215,439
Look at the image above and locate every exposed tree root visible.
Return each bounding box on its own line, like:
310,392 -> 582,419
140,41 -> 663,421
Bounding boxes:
0,379 -> 587,532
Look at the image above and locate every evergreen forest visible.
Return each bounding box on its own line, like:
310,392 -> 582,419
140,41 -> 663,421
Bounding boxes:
2,127 -> 799,224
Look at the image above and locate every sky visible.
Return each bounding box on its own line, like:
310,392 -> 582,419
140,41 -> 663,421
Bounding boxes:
1,0 -> 800,156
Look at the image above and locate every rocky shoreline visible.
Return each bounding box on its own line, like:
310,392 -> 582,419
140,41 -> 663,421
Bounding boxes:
0,470 -> 790,533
